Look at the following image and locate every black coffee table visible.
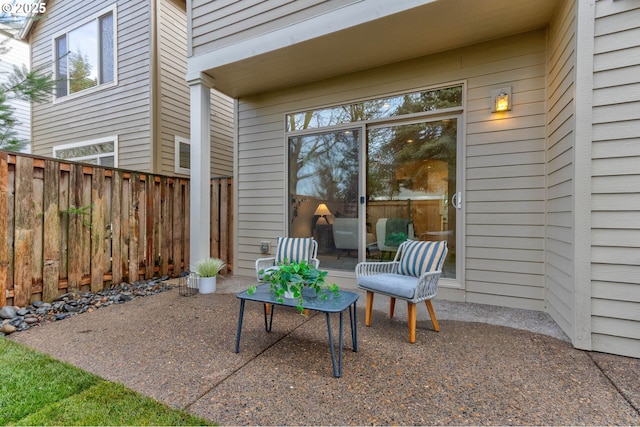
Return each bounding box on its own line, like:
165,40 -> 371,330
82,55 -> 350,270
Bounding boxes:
235,283 -> 359,377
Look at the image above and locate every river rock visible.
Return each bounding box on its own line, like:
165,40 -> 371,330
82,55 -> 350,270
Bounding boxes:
0,323 -> 17,334
1,277 -> 178,334
0,306 -> 18,319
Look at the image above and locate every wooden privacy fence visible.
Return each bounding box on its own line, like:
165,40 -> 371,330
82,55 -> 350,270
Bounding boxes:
0,151 -> 233,307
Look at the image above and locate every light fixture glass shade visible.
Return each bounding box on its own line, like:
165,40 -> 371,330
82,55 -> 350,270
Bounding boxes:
495,91 -> 509,112
314,203 -> 331,216
491,86 -> 511,112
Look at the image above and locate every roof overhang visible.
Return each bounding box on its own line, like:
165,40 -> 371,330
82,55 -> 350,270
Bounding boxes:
17,0 -> 49,40
188,0 -> 560,98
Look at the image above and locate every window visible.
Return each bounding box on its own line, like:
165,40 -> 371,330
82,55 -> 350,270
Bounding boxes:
54,136 -> 117,167
286,85 -> 463,131
175,136 -> 190,174
54,7 -> 116,98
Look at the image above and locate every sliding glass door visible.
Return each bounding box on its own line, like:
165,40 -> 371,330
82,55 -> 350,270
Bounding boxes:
287,84 -> 463,276
367,118 -> 458,278
288,129 -> 361,270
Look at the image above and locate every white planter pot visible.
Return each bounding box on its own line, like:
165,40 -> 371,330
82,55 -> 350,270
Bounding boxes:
284,289 -> 295,299
199,276 -> 217,294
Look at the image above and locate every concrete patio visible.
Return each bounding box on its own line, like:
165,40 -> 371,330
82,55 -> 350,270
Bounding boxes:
9,275 -> 640,425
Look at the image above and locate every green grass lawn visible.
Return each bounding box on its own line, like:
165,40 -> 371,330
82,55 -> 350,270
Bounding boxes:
0,339 -> 211,426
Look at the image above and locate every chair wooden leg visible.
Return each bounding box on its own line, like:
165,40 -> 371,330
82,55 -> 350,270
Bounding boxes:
425,300 -> 440,332
389,297 -> 396,318
407,302 -> 416,343
365,291 -> 374,326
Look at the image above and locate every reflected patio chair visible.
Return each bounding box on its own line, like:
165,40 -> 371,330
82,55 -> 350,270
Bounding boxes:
355,240 -> 447,343
332,218 -> 376,259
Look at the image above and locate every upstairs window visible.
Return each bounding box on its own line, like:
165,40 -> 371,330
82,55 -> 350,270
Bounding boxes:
54,136 -> 117,167
54,8 -> 116,98
175,136 -> 190,175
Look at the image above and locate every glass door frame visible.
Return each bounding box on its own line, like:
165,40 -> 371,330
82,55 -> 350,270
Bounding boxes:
283,82 -> 467,287
363,113 -> 464,288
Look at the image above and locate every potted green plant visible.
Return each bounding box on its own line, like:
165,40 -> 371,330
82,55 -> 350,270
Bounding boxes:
251,259 -> 339,313
194,257 -> 225,294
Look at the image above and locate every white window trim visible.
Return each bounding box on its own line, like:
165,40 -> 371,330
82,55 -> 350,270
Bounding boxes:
53,135 -> 118,167
175,135 -> 190,175
51,4 -> 119,103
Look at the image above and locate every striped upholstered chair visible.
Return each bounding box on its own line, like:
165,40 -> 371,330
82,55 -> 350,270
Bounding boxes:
355,240 -> 447,343
255,237 -> 320,281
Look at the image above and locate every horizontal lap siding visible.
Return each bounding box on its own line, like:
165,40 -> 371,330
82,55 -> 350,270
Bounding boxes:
545,0 -> 576,340
159,0 -> 234,177
237,30 -> 548,312
210,90 -> 234,176
30,0 -> 152,171
190,0 -> 356,56
159,0 -> 190,176
464,31 -> 547,310
591,0 -> 640,358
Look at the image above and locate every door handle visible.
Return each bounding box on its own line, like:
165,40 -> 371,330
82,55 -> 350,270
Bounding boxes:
451,192 -> 462,209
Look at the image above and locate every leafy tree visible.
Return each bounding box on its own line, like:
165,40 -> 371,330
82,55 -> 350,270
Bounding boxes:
68,51 -> 96,93
0,36 -> 56,151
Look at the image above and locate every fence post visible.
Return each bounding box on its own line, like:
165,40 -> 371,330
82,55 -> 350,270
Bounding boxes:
0,152 -> 8,307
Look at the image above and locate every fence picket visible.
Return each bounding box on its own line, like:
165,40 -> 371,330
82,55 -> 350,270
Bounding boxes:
0,152 -> 8,307
160,177 -> 170,277
67,163 -> 83,293
13,156 -> 34,307
42,160 -> 60,301
111,171 -> 123,284
90,169 -> 106,293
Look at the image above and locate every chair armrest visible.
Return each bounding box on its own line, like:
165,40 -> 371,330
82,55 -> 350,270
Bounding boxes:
255,257 -> 276,280
355,261 -> 399,277
414,269 -> 443,301
310,258 -> 320,268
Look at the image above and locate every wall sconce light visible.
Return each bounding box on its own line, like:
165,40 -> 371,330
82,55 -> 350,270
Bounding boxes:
491,86 -> 512,112
314,203 -> 332,225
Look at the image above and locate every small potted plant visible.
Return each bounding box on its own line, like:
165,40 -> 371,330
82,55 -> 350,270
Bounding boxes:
194,257 -> 225,294
252,259 -> 339,313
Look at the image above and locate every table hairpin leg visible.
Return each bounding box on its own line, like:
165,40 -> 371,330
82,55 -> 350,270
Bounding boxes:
234,299 -> 245,353
325,311 -> 344,378
349,302 -> 358,352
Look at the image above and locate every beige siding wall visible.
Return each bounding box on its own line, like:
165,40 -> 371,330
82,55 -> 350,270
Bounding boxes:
591,0 -> 640,358
236,31 -> 548,311
210,90 -> 234,176
28,0 -> 233,176
189,0 -> 356,57
159,0 -> 189,175
464,32 -> 547,310
30,0 -> 153,171
545,0 -> 576,340
158,0 -> 234,177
